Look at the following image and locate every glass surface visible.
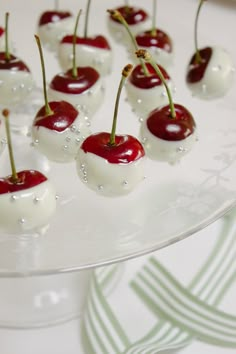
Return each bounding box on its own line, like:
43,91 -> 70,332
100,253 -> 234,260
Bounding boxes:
0,0 -> 235,276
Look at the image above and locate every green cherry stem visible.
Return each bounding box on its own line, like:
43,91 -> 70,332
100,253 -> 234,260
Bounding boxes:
2,109 -> 19,183
194,0 -> 206,63
72,10 -> 82,78
136,49 -> 176,119
34,35 -> 53,116
109,64 -> 133,146
151,0 -> 157,37
84,0 -> 91,38
4,13 -> 10,61
55,0 -> 59,11
107,9 -> 149,76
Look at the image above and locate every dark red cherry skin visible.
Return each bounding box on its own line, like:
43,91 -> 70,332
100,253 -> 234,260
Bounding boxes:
0,53 -> 30,72
0,170 -> 47,194
0,27 -> 4,37
147,104 -> 196,141
186,47 -> 212,84
38,11 -> 72,26
110,6 -> 148,25
33,101 -> 79,132
130,63 -> 170,89
50,67 -> 100,94
136,29 -> 172,53
81,132 -> 145,164
61,35 -> 111,50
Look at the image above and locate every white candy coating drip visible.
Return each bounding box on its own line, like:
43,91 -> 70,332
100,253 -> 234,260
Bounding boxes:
0,70 -> 34,106
125,78 -> 175,117
76,150 -> 146,197
38,16 -> 75,52
0,180 -> 57,234
58,43 -> 112,76
140,120 -> 198,163
32,114 -> 91,163
187,46 -> 234,99
48,77 -> 105,117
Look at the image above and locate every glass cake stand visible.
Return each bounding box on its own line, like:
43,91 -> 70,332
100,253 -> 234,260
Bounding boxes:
0,0 -> 235,328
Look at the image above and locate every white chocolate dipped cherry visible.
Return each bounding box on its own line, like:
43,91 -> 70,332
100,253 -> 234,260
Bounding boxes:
107,4 -> 149,45
0,26 -> 6,52
37,2 -> 74,52
58,1 -> 112,76
0,13 -> 34,107
48,11 -> 104,118
108,10 -> 174,119
0,109 -> 57,234
76,64 -> 146,197
186,0 -> 234,99
32,35 -> 90,163
131,0 -> 173,68
137,50 -> 197,164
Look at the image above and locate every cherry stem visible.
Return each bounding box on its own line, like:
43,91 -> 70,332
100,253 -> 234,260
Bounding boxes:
151,0 -> 157,36
84,0 -> 91,38
107,10 -> 149,76
194,0 -> 206,63
55,0 -> 59,11
2,109 -> 18,183
124,0 -> 129,5
109,64 -> 133,146
136,49 -> 176,119
34,35 -> 53,116
4,13 -> 10,61
72,10 -> 82,78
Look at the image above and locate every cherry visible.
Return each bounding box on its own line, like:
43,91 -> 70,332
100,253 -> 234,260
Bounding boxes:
32,35 -> 90,163
38,11 -> 72,26
48,11 -> 104,117
0,109 -> 57,234
129,62 -> 170,89
76,64 -> 146,197
58,1 -> 112,76
137,49 -> 197,163
186,0 -> 234,99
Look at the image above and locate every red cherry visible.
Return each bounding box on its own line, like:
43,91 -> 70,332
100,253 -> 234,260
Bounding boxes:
38,11 -> 72,26
81,132 -> 145,164
186,47 -> 212,83
0,53 -> 30,72
50,67 -> 99,94
136,29 -> 172,53
147,104 -> 196,141
110,6 -> 148,25
0,170 -> 47,194
0,27 -> 4,37
61,34 -> 111,50
33,101 -> 79,132
129,63 -> 170,89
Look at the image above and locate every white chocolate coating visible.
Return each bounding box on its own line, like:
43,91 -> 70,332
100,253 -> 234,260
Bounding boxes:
38,17 -> 75,52
125,78 -> 175,118
128,45 -> 174,69
48,77 -> 105,118
76,150 -> 146,197
107,17 -> 150,46
32,114 -> 91,163
140,120 -> 198,164
187,46 -> 235,99
0,69 -> 34,106
58,42 -> 112,76
0,180 -> 57,234
0,118 -> 6,156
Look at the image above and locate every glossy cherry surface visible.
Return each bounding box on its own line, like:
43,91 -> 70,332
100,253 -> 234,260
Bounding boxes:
129,63 -> 170,89
50,67 -> 99,94
186,47 -> 212,83
38,11 -> 72,26
81,132 -> 145,164
136,29 -> 172,52
0,27 -> 4,37
110,6 -> 148,25
0,53 -> 30,72
147,104 -> 196,141
0,170 -> 47,194
61,34 -> 111,50
33,101 -> 79,132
